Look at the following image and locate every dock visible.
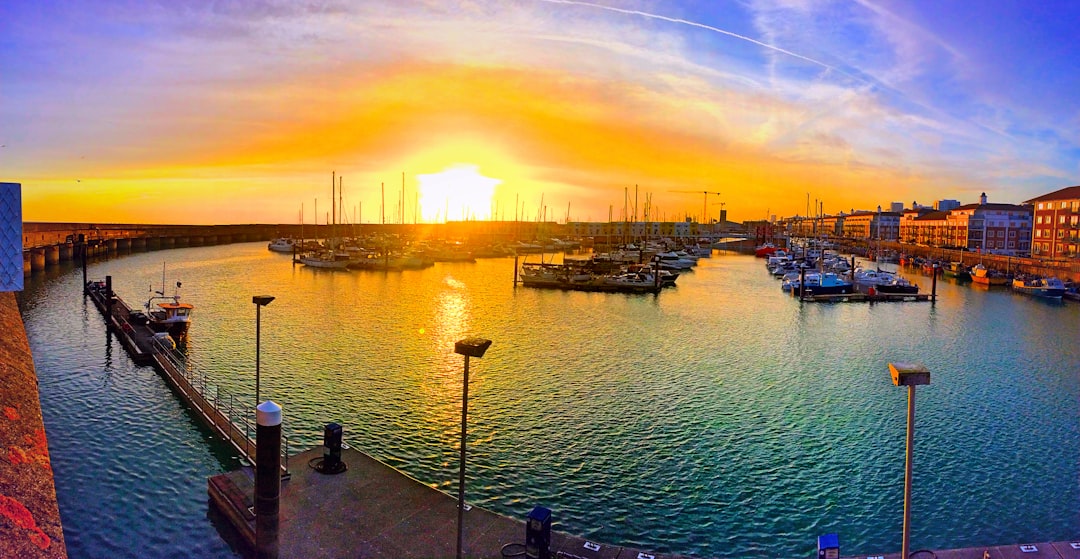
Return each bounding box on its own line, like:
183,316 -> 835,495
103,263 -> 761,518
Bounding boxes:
207,445 -> 1080,559
83,278 -> 290,471
798,292 -> 932,303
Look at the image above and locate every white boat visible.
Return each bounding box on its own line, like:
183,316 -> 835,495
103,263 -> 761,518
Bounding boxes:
267,238 -> 296,253
654,251 -> 695,270
300,252 -> 350,270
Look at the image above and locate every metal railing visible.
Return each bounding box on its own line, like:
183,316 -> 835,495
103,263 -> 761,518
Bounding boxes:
152,337 -> 290,474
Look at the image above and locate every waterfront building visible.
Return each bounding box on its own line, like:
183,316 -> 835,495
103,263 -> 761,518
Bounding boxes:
1025,185 -> 1080,259
841,209 -> 900,241
899,194 -> 1032,255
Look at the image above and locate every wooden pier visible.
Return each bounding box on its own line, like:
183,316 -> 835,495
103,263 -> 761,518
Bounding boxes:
83,278 -> 289,473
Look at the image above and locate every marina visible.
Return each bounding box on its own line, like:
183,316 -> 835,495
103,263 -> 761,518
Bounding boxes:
17,241 -> 1080,559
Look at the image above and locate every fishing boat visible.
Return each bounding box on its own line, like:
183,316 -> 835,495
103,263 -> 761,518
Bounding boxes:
1011,276 -> 1066,299
942,261 -> 971,281
970,263 -> 1008,286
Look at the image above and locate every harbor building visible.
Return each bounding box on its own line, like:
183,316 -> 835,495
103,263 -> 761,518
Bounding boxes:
1026,185 -> 1080,259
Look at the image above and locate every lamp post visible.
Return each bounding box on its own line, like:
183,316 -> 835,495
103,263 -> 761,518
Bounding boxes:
453,337 -> 492,559
888,362 -> 931,559
253,295 -> 275,407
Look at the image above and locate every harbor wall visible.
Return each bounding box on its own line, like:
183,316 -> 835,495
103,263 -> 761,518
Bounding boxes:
0,292 -> 67,558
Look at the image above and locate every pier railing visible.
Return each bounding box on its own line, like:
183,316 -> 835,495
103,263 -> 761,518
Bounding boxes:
151,337 -> 290,475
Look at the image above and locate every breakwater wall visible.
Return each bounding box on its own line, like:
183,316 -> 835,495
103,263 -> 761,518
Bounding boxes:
0,292 -> 67,558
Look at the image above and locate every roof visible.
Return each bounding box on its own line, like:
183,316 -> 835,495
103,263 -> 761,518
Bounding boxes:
157,302 -> 194,309
952,202 -> 1032,212
1025,185 -> 1080,203
913,210 -> 948,221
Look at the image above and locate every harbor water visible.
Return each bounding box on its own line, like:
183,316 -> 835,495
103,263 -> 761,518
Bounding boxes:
18,242 -> 1080,559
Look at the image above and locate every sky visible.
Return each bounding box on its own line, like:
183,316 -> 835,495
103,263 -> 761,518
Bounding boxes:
3,0 -> 1080,225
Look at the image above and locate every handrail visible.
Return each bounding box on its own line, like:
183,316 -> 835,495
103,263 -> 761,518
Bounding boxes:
151,337 -> 290,475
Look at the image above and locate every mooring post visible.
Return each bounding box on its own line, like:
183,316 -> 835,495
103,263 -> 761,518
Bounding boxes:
80,234 -> 88,289
799,267 -> 806,300
255,401 -> 282,559
513,253 -> 519,287
931,264 -> 938,303
105,275 -> 113,312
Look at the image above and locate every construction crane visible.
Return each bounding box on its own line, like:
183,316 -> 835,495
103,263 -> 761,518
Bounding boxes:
669,190 -> 722,224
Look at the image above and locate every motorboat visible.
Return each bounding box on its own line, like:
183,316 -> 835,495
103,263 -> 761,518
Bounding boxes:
267,238 -> 296,253
1012,276 -> 1066,299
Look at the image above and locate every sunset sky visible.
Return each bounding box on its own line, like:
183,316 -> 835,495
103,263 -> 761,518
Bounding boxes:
3,1 -> 1080,225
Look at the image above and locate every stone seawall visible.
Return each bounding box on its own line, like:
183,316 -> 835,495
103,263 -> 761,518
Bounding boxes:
0,292 -> 67,558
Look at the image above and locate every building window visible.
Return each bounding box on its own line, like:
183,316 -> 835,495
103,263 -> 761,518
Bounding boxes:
1039,203 -> 1045,209
1037,216 -> 1043,224
1062,202 -> 1068,209
1061,215 -> 1068,224
1035,229 -> 1042,238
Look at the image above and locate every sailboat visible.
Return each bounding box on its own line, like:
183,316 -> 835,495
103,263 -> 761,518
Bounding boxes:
300,173 -> 351,270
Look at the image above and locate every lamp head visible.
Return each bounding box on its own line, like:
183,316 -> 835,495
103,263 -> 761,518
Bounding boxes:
454,338 -> 492,358
889,362 -> 931,386
253,295 -> 275,306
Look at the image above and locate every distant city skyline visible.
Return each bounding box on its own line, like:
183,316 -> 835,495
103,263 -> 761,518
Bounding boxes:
3,1 -> 1080,225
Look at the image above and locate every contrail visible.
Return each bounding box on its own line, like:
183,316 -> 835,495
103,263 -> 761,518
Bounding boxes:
537,0 -> 868,84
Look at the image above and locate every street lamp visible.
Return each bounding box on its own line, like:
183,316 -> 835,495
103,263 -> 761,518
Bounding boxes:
453,337 -> 492,559
889,362 -> 931,559
253,295 -> 275,408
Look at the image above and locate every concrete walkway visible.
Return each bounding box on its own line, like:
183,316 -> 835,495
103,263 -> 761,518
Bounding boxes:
209,443 -> 1080,559
210,445 -> 693,559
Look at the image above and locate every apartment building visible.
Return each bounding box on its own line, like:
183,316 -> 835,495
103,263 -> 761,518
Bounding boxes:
1026,185 -> 1080,259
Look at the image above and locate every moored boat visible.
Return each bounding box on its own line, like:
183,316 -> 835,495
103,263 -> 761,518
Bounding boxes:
1011,276 -> 1066,299
755,243 -> 779,257
942,261 -> 971,281
971,263 -> 1008,286
267,238 -> 296,253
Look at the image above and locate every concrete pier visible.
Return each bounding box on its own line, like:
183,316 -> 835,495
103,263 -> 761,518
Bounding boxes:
29,248 -> 45,272
209,445 -> 693,559
44,246 -> 59,266
58,245 -> 73,261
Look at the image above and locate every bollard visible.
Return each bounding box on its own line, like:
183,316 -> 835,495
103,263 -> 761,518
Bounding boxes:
931,264 -> 938,303
255,401 -> 282,559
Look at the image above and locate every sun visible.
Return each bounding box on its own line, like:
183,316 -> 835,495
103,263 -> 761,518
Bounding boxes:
416,164 -> 502,222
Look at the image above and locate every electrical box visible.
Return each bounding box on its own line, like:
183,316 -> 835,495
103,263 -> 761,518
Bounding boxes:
525,506 -> 551,559
889,362 -> 931,386
818,533 -> 839,559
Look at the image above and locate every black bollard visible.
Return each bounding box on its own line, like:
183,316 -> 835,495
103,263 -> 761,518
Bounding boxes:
80,234 -> 87,289
255,401 -> 282,559
799,267 -> 806,300
931,264 -> 938,303
105,276 -> 114,312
